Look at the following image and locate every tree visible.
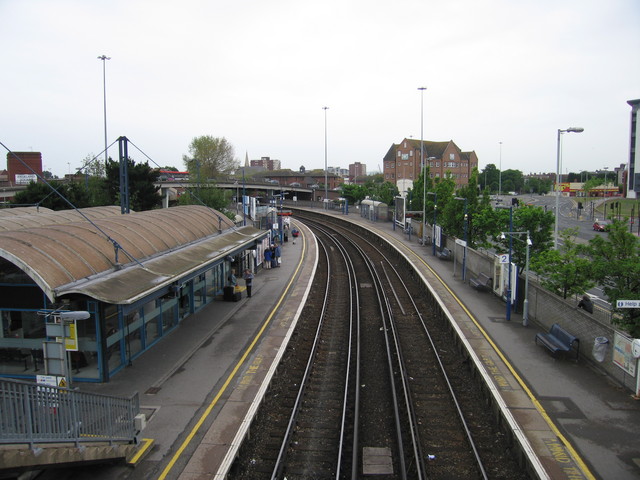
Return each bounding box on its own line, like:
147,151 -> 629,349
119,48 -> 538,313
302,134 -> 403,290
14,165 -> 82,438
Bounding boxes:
178,186 -> 232,216
530,228 -> 595,299
369,181 -> 399,206
79,154 -> 106,178
582,177 -> 603,196
432,174 -> 456,228
408,167 -> 433,213
479,164 -> 499,193
11,181 -> 90,210
500,169 -> 524,193
340,184 -> 368,205
183,136 -> 237,179
585,220 -> 640,336
104,158 -> 161,211
440,168 -> 479,242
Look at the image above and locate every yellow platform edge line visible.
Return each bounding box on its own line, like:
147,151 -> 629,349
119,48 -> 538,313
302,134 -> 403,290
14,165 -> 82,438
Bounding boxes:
407,247 -> 596,480
128,437 -> 155,465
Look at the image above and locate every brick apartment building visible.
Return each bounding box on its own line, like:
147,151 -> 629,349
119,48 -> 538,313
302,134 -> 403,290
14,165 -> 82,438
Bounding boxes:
382,138 -> 478,192
349,162 -> 367,184
250,156 -> 281,171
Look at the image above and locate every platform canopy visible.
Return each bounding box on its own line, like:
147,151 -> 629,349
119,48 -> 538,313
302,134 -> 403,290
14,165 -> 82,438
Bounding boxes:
0,205 -> 263,304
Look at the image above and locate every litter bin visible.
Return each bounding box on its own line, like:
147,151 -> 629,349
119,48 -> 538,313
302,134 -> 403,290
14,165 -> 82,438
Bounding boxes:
592,337 -> 609,362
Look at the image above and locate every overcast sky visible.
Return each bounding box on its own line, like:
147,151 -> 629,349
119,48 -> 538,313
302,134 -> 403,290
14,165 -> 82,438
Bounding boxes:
1,0 -> 639,179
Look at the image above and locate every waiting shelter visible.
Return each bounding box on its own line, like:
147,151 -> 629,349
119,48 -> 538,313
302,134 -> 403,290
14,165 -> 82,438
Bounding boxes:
0,205 -> 269,382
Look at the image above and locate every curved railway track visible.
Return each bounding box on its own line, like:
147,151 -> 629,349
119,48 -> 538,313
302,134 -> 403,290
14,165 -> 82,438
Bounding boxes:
231,218 -> 526,479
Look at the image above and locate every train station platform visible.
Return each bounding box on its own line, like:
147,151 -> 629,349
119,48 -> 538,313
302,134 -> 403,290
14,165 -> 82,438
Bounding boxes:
80,209 -> 639,480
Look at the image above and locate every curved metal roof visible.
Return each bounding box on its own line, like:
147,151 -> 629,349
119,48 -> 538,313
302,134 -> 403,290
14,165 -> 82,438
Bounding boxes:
0,206 -> 123,231
0,206 -> 54,217
0,205 -> 241,302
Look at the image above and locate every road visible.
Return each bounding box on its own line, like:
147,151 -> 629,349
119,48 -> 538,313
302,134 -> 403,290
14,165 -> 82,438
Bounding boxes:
499,194 -> 612,308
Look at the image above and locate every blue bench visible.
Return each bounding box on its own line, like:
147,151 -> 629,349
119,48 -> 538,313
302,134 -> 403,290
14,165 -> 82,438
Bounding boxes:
470,273 -> 492,292
535,323 -> 579,360
436,247 -> 451,260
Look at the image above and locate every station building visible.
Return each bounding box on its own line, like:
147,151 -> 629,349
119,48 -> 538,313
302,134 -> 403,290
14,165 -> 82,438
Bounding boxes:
0,205 -> 269,382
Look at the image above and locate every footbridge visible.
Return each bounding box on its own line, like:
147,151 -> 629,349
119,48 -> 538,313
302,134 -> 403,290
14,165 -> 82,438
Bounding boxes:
0,378 -> 141,473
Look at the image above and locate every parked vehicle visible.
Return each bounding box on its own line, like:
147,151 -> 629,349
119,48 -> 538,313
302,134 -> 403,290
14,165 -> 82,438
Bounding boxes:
593,221 -> 609,232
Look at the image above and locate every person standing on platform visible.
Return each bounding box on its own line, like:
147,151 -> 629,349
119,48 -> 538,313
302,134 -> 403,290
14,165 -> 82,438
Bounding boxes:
244,269 -> 254,298
264,247 -> 272,269
228,269 -> 237,287
275,243 -> 282,267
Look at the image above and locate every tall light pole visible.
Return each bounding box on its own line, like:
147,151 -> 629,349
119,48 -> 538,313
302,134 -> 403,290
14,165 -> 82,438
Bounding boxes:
418,87 -> 427,244
323,106 -> 329,209
98,55 -> 111,165
554,127 -> 584,249
498,141 -> 503,198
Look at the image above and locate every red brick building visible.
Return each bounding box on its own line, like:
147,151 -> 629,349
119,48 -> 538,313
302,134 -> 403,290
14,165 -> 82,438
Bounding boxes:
349,162 -> 367,184
250,156 -> 281,171
382,139 -> 478,190
6,152 -> 42,184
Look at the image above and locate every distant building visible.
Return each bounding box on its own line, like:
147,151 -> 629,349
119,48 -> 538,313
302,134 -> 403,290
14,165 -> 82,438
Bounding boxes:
627,99 -> 639,199
250,156 -> 281,171
6,151 -> 42,185
349,162 -> 366,184
382,139 -> 478,194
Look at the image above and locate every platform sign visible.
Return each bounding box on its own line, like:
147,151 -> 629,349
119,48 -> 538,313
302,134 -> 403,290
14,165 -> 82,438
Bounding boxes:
43,341 -> 66,376
36,374 -> 59,387
617,300 -> 640,309
60,321 -> 78,351
498,253 -> 509,264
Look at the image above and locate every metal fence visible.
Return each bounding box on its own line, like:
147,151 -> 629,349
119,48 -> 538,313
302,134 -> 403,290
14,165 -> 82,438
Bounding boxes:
0,378 -> 139,448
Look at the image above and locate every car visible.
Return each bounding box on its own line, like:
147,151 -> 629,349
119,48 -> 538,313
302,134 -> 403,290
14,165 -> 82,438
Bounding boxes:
593,221 -> 609,232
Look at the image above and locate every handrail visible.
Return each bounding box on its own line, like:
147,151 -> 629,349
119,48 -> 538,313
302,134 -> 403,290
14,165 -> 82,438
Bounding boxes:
0,378 -> 139,448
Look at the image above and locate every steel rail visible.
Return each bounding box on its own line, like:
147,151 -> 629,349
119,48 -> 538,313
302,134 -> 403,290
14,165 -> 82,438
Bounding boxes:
271,227 -> 357,479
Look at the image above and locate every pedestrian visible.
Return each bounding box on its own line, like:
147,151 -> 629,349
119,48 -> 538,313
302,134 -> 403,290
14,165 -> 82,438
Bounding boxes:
244,269 -> 254,298
270,245 -> 278,268
577,294 -> 594,314
274,244 -> 281,267
264,248 -> 272,269
228,269 -> 237,287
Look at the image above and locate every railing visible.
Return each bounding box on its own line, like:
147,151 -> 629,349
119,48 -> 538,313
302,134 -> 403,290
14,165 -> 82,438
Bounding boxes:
0,378 -> 139,448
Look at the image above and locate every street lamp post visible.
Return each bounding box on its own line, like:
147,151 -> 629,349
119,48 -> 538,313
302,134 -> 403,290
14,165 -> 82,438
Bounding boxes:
498,141 -> 502,199
242,168 -> 246,226
554,127 -> 584,249
418,87 -> 427,244
98,55 -> 111,165
427,192 -> 437,256
323,106 -> 329,209
501,230 -> 532,326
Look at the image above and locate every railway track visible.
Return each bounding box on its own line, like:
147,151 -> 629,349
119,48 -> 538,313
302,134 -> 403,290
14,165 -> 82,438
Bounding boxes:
231,218 -> 526,479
